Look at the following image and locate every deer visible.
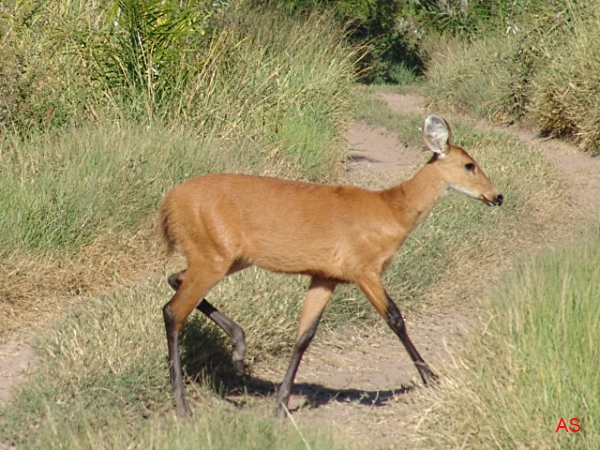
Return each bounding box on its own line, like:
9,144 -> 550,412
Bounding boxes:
158,113 -> 503,418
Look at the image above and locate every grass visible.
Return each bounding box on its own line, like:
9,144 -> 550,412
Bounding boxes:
418,225 -> 600,449
422,0 -> 600,154
0,276 -> 342,449
0,5 -> 355,257
422,34 -> 515,121
1,125 -> 214,255
0,123 -> 308,256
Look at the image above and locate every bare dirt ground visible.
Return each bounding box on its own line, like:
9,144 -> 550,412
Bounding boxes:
1,91 -> 600,449
0,341 -> 37,405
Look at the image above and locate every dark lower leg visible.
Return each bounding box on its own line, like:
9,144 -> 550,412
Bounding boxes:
384,292 -> 438,384
168,270 -> 247,375
275,318 -> 320,418
197,299 -> 247,375
163,302 -> 192,418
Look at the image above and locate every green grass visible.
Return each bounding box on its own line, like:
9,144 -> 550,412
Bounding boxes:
0,5 -> 355,257
423,34 -> 515,121
418,225 -> 600,449
0,124 -> 270,255
0,125 -> 211,254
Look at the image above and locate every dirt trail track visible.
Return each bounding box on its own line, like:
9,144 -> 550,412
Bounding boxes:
1,91 -> 600,449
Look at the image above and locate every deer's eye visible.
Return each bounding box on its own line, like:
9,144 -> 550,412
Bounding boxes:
465,162 -> 476,173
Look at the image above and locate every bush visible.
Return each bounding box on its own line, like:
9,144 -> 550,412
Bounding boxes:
0,0 -> 93,131
526,2 -> 600,153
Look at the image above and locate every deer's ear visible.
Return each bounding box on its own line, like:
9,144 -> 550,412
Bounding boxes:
422,113 -> 452,155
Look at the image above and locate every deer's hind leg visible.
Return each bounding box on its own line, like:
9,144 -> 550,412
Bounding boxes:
167,264 -> 248,376
163,265 -> 227,417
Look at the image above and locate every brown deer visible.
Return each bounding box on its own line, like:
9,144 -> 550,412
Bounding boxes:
158,113 -> 503,418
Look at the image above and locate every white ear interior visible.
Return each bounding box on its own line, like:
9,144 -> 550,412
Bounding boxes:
422,113 -> 452,154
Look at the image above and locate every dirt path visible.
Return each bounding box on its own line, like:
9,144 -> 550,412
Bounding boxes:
2,91 -> 600,449
0,339 -> 38,406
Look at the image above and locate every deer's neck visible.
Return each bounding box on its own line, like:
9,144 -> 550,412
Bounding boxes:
380,159 -> 448,233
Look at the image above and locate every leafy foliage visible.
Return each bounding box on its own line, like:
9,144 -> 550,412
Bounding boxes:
409,0 -> 576,40
410,0 -> 492,39
89,0 -> 213,122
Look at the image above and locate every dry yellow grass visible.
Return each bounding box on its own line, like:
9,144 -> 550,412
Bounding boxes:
0,223 -> 161,343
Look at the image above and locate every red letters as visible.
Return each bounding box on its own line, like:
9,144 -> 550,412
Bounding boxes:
556,418 -> 581,432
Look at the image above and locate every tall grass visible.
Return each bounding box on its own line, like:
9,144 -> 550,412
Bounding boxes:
0,4 -> 356,257
419,226 -> 600,448
424,0 -> 600,154
0,126 -> 213,254
527,2 -> 600,152
422,34 -> 515,120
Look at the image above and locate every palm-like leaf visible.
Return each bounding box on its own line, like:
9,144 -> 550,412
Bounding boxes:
94,0 -> 211,120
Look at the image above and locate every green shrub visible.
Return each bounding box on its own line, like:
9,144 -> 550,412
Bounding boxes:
261,0 -> 425,84
0,0 -> 93,131
0,1 -> 356,137
86,0 -> 213,123
409,0 -> 570,40
526,1 -> 600,153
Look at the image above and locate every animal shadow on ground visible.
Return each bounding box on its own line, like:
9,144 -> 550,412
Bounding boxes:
179,314 -> 414,412
225,377 -> 414,412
